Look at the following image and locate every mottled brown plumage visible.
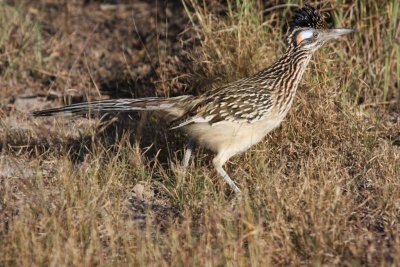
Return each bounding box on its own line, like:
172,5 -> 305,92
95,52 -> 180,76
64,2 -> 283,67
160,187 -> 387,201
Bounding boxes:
31,6 -> 352,193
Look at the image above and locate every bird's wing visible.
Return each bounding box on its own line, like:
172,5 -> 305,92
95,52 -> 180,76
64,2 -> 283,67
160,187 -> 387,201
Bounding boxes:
170,80 -> 274,129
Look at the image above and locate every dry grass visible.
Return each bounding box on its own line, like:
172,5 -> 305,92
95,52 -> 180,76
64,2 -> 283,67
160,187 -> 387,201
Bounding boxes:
1,0 -> 400,266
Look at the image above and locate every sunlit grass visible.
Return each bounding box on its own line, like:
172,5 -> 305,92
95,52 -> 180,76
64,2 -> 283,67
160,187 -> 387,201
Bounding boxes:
1,0 -> 399,266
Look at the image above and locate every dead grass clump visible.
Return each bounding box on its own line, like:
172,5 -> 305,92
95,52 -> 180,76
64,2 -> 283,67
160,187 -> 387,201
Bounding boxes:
0,5 -> 43,95
1,0 -> 400,266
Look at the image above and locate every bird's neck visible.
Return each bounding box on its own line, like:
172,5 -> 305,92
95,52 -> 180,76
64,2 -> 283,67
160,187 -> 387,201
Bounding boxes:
271,48 -> 313,114
277,48 -> 313,79
283,48 -> 313,86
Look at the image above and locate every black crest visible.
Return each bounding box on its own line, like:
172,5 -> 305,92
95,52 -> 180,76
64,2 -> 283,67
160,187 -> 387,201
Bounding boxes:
289,5 -> 329,32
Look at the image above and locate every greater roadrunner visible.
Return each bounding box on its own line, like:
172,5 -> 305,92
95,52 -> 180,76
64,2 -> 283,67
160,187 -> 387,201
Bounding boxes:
32,6 -> 352,193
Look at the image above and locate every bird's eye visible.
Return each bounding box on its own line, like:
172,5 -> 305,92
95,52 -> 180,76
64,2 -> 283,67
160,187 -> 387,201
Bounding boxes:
313,31 -> 318,38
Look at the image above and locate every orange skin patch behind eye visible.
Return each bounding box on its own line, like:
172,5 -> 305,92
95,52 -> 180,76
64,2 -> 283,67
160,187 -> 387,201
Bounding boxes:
296,34 -> 303,45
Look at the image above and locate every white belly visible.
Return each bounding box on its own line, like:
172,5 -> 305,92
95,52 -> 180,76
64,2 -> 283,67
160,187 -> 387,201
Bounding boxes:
185,116 -> 284,155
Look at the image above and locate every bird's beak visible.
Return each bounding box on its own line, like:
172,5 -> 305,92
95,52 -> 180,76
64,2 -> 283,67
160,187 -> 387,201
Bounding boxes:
322,28 -> 354,42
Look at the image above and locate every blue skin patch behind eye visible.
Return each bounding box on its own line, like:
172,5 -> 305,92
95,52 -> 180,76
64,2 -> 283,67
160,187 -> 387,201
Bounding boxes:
296,29 -> 315,45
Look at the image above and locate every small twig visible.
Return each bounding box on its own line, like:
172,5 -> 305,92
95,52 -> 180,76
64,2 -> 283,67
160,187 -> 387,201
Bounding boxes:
100,4 -> 135,11
360,100 -> 399,108
263,4 -> 299,14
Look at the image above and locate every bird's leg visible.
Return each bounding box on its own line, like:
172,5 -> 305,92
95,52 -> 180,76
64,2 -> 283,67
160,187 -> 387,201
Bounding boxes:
212,156 -> 241,193
182,139 -> 194,168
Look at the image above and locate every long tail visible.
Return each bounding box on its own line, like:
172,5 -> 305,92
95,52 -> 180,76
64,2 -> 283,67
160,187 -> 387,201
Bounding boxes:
31,96 -> 192,117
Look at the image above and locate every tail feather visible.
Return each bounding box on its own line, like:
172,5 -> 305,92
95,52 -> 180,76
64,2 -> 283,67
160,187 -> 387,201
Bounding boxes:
30,96 -> 186,117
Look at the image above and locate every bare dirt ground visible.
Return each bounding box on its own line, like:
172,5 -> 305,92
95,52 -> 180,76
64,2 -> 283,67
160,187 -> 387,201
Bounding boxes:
1,0 -> 198,188
1,0 -> 399,266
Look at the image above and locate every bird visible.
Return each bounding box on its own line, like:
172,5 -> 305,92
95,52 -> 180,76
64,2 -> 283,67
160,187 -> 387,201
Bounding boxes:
31,5 -> 353,193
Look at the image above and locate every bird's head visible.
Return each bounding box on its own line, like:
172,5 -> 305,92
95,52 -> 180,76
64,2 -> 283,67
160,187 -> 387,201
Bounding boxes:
287,5 -> 353,53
